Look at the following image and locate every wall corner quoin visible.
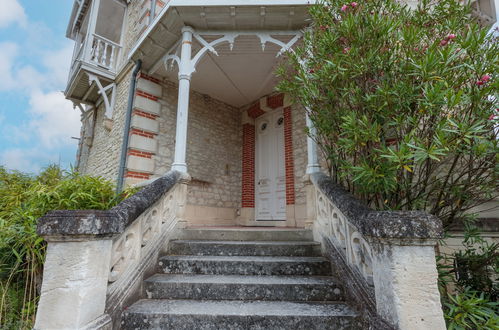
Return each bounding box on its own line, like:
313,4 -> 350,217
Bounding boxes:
372,242 -> 446,330
34,238 -> 113,329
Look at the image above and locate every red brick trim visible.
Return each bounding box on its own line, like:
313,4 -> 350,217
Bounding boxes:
284,106 -> 295,205
128,149 -> 154,158
130,128 -> 156,139
138,72 -> 162,84
124,171 -> 151,180
267,93 -> 284,109
136,90 -> 158,101
242,124 -> 256,208
133,109 -> 158,120
247,103 -> 265,119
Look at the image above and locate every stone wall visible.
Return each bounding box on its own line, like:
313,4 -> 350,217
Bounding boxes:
121,0 -> 144,69
154,81 -> 242,212
81,68 -> 133,181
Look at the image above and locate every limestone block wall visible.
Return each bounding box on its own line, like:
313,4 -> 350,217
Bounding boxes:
153,81 -> 243,226
121,0 -> 166,67
81,68 -> 133,181
290,103 -> 308,225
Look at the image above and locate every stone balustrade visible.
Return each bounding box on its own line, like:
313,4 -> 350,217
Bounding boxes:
308,172 -> 446,330
34,170 -> 189,330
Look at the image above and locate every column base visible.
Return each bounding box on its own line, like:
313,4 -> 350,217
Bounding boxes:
306,164 -> 321,174
171,163 -> 188,173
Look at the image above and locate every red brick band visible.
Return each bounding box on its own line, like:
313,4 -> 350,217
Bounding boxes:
136,90 -> 158,101
241,124 -> 256,208
284,106 -> 295,205
267,93 -> 284,109
128,149 -> 154,158
133,109 -> 158,120
124,171 -> 151,180
130,128 -> 156,139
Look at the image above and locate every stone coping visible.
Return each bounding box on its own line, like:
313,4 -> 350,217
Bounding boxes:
311,172 -> 443,240
37,170 -> 182,238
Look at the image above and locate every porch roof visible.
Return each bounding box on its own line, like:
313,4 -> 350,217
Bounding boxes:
129,0 -> 314,107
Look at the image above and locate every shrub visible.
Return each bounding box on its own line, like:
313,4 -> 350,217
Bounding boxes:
277,0 -> 498,227
437,220 -> 498,329
0,165 -> 135,329
445,288 -> 499,330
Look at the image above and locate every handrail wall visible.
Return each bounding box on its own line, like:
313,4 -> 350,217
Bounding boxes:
34,170 -> 189,330
309,172 -> 445,330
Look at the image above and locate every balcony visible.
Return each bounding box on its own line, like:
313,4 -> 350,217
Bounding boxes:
65,0 -> 125,107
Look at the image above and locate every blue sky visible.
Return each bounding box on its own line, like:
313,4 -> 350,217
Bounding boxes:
0,0 -> 81,173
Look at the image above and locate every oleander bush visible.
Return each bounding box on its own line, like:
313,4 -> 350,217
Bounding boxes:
277,0 -> 498,228
437,219 -> 498,329
0,165 -> 136,329
277,0 -> 498,328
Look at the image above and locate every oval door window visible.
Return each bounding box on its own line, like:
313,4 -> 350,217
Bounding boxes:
260,122 -> 268,132
277,117 -> 284,126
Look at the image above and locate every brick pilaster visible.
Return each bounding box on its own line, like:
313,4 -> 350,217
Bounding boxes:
284,106 -> 295,205
242,123 -> 256,208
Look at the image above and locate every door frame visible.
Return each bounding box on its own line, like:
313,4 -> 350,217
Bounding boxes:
239,93 -> 296,227
254,108 -> 286,221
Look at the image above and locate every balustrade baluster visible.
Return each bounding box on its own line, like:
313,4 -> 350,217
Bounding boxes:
96,39 -> 103,64
101,42 -> 108,66
110,45 -> 116,69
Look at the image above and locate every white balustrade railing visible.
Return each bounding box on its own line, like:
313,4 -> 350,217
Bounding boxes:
89,34 -> 121,72
35,171 -> 188,329
314,187 -> 374,285
309,172 -> 446,329
107,182 -> 184,291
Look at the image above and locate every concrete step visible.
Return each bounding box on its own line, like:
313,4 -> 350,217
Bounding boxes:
168,240 -> 322,257
144,274 -> 345,301
158,255 -> 332,276
180,227 -> 314,241
122,299 -> 358,330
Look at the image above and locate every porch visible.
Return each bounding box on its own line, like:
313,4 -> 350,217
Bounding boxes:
123,2 -> 321,227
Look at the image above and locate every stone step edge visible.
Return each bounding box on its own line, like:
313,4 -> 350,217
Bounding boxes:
144,273 -> 340,285
124,299 -> 358,317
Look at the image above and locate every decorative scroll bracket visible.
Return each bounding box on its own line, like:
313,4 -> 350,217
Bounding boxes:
88,73 -> 116,119
151,29 -> 303,77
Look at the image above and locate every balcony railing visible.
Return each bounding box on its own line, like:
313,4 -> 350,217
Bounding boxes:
68,33 -> 122,83
89,34 -> 121,71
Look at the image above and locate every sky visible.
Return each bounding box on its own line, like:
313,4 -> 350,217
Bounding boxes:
0,0 -> 80,174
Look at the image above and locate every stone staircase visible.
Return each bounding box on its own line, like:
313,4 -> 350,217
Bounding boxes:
122,228 -> 359,329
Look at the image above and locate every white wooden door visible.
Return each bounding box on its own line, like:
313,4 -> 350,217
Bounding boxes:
255,109 -> 286,221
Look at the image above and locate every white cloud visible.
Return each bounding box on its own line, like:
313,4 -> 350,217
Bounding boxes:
0,1 -> 82,173
29,90 -> 81,148
0,42 -> 19,90
41,42 -> 74,88
0,0 -> 27,29
0,148 -> 50,173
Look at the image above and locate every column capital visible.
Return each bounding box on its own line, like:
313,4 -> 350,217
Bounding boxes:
181,26 -> 195,34
178,73 -> 192,81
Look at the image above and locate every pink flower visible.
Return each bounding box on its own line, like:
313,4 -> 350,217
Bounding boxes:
343,47 -> 351,54
440,39 -> 448,46
481,74 -> 491,82
341,4 -> 348,11
447,34 -> 456,40
476,80 -> 484,86
351,2 -> 358,7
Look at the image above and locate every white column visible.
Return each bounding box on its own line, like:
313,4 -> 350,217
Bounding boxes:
83,0 -> 101,62
305,109 -> 320,174
172,26 -> 194,173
